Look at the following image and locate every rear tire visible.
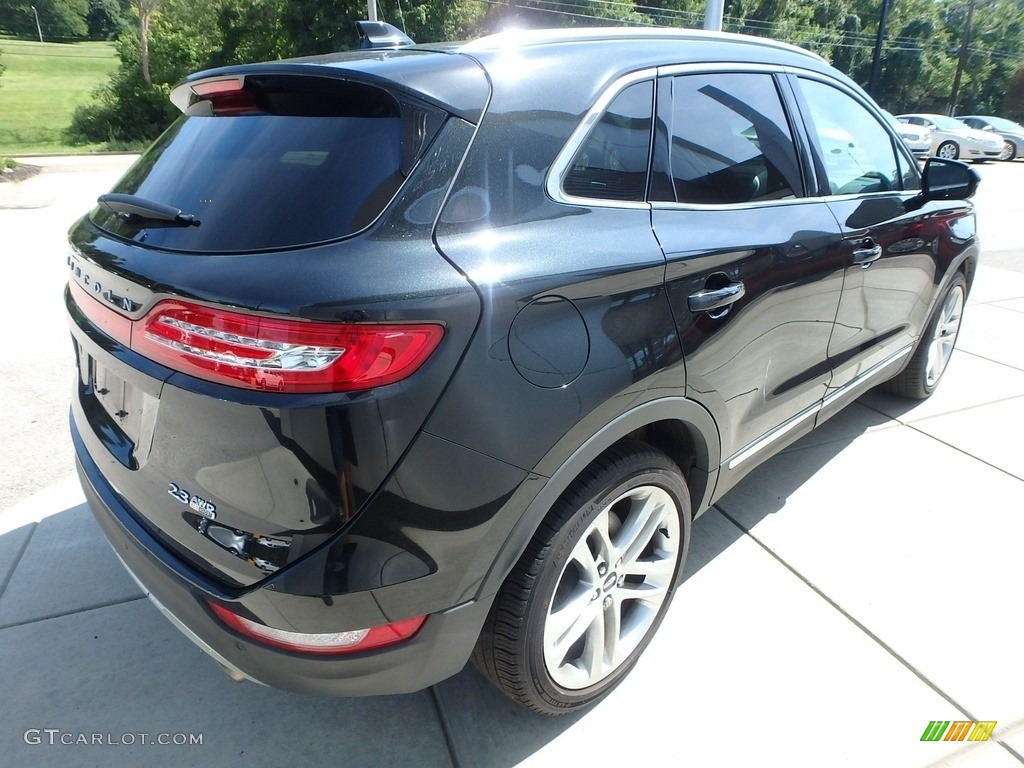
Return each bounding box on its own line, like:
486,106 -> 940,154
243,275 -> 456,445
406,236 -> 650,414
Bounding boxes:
473,440 -> 691,715
884,273 -> 967,400
1000,140 -> 1017,161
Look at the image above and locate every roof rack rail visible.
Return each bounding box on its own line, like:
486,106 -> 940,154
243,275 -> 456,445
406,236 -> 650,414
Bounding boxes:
356,20 -> 414,50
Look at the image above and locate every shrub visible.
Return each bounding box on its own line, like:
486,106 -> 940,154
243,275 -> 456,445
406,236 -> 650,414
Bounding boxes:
65,32 -> 177,144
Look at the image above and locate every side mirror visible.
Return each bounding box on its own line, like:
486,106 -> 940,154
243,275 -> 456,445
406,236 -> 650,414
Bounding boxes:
920,157 -> 979,202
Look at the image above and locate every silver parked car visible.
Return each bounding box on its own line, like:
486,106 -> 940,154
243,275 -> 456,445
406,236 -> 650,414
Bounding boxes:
898,113 -> 1003,162
882,109 -> 930,157
959,116 -> 1024,161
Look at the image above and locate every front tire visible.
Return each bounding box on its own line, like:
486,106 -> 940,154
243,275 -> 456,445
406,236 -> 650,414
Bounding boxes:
473,441 -> 691,715
885,273 -> 967,400
936,141 -> 960,160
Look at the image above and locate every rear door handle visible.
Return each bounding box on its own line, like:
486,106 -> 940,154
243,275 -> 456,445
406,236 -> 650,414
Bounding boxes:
688,281 -> 745,314
851,240 -> 882,268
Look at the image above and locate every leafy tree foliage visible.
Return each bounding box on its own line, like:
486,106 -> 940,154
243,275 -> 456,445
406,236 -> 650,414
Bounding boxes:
87,0 -> 127,39
66,30 -> 176,142
1005,65 -> 1024,121
69,0 -> 1024,146
0,0 -> 89,40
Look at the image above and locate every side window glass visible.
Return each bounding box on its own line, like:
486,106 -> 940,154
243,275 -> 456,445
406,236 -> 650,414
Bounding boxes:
895,143 -> 921,191
563,80 -> 653,202
799,78 -> 902,196
653,72 -> 803,205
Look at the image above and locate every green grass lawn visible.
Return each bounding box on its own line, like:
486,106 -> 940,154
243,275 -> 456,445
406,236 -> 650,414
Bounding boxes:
0,37 -> 117,154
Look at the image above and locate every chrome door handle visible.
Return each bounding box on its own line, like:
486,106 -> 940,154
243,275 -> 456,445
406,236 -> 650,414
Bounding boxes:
688,281 -> 745,314
852,241 -> 882,268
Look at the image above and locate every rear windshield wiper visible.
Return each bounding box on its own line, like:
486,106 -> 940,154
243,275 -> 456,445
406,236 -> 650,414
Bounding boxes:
98,193 -> 201,227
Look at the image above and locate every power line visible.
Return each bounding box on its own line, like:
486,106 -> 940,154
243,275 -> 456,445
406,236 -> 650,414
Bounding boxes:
487,1 -> 1024,64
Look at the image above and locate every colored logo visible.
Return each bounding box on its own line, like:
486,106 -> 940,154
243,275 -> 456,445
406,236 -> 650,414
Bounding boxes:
921,721 -> 997,742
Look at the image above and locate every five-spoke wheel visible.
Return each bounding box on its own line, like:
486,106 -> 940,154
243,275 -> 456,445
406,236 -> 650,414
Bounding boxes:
925,280 -> 965,389
543,484 -> 680,690
885,273 -> 967,400
473,441 -> 690,714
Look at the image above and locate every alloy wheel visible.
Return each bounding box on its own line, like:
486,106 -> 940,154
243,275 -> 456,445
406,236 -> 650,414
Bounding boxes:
543,484 -> 680,690
925,284 -> 964,388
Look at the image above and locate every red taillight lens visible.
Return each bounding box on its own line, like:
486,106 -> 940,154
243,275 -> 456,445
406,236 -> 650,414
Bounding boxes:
191,78 -> 243,97
69,285 -> 443,393
207,602 -> 426,655
190,78 -> 260,116
132,301 -> 443,393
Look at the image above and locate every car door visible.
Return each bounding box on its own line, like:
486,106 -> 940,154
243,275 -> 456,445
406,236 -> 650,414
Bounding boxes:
651,68 -> 847,486
787,74 -> 939,410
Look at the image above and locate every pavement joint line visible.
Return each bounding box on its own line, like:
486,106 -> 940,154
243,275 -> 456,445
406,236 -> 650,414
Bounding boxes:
715,504 -> 1024,766
0,594 -> 147,632
0,522 -> 38,602
856,400 -> 1024,485
712,504 -> 980,724
428,685 -> 462,768
998,741 -> 1024,765
719,501 -> 1024,766
859,390 -> 1024,429
967,297 -> 1024,308
992,718 -> 1024,766
957,347 -> 1024,374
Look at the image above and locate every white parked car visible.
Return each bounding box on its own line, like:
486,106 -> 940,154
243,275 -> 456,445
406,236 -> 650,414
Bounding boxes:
897,113 -> 1003,162
881,109 -> 930,157
959,115 -> 1024,161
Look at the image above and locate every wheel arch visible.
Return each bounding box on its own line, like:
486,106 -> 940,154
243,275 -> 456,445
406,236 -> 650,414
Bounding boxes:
476,397 -> 721,599
957,251 -> 977,294
936,139 -> 960,159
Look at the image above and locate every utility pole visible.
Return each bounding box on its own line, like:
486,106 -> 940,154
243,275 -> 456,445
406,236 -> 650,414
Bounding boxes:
31,5 -> 43,43
867,0 -> 891,98
704,0 -> 724,32
367,0 -> 377,22
947,0 -> 977,116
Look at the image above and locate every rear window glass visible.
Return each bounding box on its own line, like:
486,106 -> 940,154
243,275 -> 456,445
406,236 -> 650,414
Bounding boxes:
91,78 -> 444,252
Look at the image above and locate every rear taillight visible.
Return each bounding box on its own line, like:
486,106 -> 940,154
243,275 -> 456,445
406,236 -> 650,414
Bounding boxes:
70,283 -> 442,393
190,78 -> 260,116
207,602 -> 426,654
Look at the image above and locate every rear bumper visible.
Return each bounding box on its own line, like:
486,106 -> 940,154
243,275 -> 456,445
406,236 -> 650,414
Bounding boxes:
76,435 -> 493,697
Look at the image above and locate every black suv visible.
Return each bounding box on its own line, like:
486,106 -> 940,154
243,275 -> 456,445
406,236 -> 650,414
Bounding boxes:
67,23 -> 979,715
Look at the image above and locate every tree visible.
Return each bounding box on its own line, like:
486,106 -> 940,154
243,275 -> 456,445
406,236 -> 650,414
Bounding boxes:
128,0 -> 160,85
87,0 -> 128,39
0,0 -> 89,40
1004,65 -> 1024,121
949,0 -> 1024,115
385,0 -> 485,43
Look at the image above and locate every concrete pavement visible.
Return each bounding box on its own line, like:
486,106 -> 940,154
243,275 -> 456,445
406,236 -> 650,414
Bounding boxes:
1,156 -> 1022,767
0,155 -> 139,509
